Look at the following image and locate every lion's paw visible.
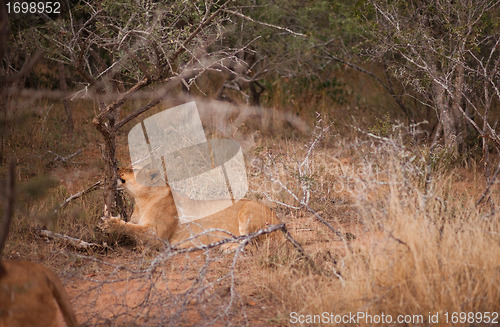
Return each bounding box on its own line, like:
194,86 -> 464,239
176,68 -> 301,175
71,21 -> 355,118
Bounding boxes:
101,216 -> 125,233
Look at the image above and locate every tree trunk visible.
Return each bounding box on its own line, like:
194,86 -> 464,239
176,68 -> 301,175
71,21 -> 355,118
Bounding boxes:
58,62 -> 73,133
94,124 -> 117,213
433,80 -> 459,155
450,64 -> 466,152
94,105 -> 128,218
249,81 -> 264,106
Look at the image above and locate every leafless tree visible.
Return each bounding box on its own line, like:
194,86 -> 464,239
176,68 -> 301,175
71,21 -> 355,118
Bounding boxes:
36,0 -> 307,215
1,0 -> 45,162
366,0 -> 500,159
40,1 -> 244,214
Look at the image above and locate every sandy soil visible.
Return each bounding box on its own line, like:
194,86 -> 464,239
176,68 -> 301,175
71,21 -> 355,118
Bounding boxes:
63,214 -> 369,326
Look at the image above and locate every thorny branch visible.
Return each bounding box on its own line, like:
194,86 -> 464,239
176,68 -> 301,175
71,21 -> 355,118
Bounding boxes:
262,117 -> 354,253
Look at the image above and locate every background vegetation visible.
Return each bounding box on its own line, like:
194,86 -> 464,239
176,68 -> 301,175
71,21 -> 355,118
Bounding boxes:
1,0 -> 499,326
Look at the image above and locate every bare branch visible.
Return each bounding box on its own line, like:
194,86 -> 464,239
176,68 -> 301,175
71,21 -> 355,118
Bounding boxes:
168,0 -> 235,69
3,51 -> 45,86
476,162 -> 500,207
223,9 -> 306,38
60,181 -> 102,209
48,149 -> 83,164
171,223 -> 286,253
38,229 -> 102,251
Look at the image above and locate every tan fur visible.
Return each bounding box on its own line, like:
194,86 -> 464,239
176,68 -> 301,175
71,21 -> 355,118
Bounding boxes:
104,168 -> 280,248
0,260 -> 78,327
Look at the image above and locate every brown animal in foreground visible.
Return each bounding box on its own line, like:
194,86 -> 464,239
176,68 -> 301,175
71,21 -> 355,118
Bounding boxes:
103,167 -> 280,249
0,261 -> 79,327
0,161 -> 78,327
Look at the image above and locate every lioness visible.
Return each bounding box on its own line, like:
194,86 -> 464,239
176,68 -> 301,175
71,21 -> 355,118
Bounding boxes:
0,261 -> 79,327
104,167 -> 280,248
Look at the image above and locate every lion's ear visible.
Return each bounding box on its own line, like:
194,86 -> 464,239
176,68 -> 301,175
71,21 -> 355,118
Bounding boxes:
149,170 -> 164,185
118,167 -> 133,176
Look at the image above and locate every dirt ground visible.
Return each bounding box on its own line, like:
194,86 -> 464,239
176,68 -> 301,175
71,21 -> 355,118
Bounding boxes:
61,212 -> 368,326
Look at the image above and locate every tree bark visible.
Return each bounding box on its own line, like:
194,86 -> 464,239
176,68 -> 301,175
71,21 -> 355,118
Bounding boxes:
58,62 -> 73,133
451,64 -> 466,151
433,80 -> 458,154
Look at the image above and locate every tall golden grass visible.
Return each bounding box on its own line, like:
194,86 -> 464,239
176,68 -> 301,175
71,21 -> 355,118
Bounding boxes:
253,134 -> 500,326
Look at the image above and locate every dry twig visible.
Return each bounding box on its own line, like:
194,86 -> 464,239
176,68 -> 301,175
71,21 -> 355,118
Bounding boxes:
60,180 -> 102,209
38,229 -> 102,251
48,149 -> 82,164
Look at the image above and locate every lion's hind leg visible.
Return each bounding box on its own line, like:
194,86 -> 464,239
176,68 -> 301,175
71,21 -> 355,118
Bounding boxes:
237,201 -> 276,235
236,201 -> 283,251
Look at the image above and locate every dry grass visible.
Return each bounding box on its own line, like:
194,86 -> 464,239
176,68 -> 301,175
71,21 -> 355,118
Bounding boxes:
1,89 -> 499,326
249,130 -> 500,326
